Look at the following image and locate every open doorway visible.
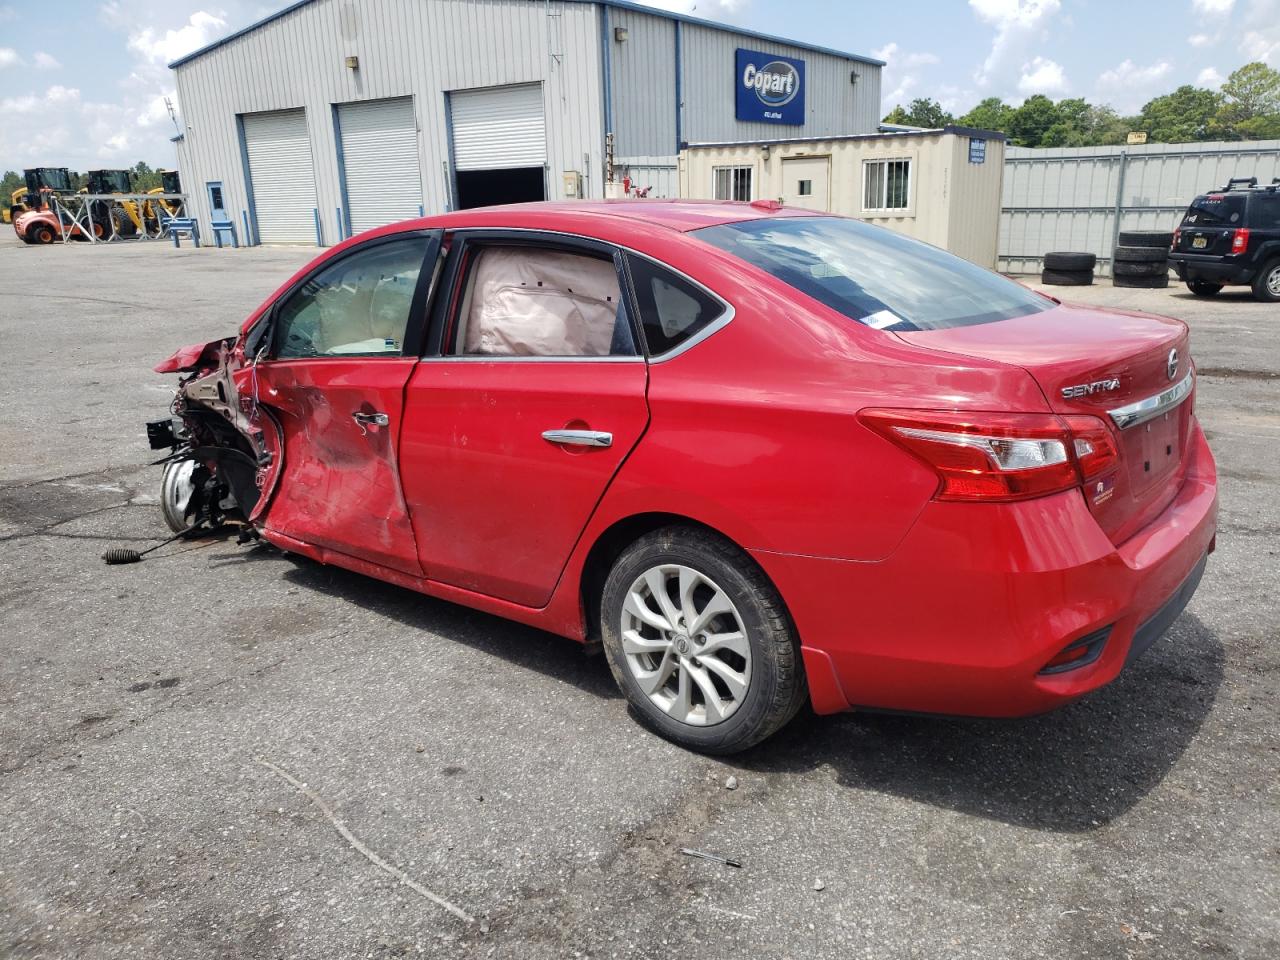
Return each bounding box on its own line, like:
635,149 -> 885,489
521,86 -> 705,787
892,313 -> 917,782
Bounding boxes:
455,166 -> 545,210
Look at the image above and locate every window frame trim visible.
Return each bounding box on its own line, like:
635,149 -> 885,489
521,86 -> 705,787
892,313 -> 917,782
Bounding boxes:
620,250 -> 735,364
861,156 -> 914,216
249,229 -> 443,362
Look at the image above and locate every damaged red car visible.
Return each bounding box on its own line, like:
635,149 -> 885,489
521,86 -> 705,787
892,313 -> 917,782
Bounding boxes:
150,200 -> 1217,753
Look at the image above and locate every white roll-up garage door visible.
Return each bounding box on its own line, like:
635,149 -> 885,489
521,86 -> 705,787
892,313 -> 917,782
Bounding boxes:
450,83 -> 547,171
242,109 -> 317,244
337,97 -> 422,235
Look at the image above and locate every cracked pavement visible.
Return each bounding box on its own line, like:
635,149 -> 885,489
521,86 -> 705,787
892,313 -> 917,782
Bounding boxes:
1,235 -> 1277,959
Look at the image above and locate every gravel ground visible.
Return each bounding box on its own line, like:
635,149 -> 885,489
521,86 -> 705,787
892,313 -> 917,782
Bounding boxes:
1,236 -> 1276,959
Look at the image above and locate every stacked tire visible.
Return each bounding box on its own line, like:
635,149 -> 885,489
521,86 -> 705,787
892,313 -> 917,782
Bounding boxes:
1113,230 -> 1173,289
1041,251 -> 1096,286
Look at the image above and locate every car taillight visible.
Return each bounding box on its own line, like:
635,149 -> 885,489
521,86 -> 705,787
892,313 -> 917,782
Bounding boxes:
1172,228 -> 1181,249
859,409 -> 1120,503
1231,227 -> 1250,254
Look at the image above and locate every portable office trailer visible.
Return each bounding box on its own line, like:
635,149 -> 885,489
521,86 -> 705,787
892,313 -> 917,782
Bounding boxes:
679,127 -> 1006,267
168,0 -> 882,244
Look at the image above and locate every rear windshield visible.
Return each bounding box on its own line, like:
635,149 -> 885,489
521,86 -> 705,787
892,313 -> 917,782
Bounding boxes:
1181,194 -> 1246,227
693,216 -> 1051,332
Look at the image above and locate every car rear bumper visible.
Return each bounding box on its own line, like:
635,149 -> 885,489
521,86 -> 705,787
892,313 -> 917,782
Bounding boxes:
1168,254 -> 1253,284
753,418 -> 1218,718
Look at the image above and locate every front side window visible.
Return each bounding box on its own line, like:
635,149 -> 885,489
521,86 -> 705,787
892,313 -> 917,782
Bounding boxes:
694,216 -> 1051,332
453,246 -> 634,358
274,237 -> 425,358
863,158 -> 911,212
626,255 -> 725,356
714,166 -> 753,202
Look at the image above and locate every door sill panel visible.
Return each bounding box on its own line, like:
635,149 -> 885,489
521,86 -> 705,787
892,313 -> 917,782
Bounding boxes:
260,527 -> 589,642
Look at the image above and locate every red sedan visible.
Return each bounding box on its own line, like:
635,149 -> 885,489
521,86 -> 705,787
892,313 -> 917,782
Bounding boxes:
151,201 -> 1217,753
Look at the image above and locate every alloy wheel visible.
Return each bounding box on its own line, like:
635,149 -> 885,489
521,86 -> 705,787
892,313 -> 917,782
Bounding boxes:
619,564 -> 751,726
1267,266 -> 1280,297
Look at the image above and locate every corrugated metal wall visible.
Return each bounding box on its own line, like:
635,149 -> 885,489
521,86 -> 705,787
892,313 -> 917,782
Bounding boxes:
614,156 -> 678,198
1000,140 -> 1280,275
679,23 -> 881,145
606,7 -> 676,158
174,0 -> 604,242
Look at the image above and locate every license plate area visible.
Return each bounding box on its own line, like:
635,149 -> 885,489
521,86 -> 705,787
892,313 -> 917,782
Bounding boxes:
1124,410 -> 1183,495
1192,236 -> 1207,249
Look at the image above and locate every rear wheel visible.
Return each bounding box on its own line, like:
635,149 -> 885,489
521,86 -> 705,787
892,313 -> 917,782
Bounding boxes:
1187,280 -> 1223,297
600,526 -> 806,754
29,223 -> 55,244
1252,260 -> 1280,302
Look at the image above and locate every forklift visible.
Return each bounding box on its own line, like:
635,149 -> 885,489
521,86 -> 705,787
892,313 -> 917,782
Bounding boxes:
86,169 -> 142,238
9,167 -> 72,222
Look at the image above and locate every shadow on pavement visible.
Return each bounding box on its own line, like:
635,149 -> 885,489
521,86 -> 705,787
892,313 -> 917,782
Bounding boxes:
735,612 -> 1223,832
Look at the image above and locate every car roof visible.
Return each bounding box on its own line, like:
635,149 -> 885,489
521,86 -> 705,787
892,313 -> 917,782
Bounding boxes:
410,199 -> 825,234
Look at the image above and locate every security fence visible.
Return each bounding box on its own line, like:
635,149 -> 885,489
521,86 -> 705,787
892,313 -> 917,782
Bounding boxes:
999,140 -> 1280,276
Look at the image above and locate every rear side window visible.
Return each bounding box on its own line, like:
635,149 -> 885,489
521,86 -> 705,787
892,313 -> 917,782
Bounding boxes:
1250,193 -> 1280,228
1182,194 -> 1246,227
626,255 -> 725,355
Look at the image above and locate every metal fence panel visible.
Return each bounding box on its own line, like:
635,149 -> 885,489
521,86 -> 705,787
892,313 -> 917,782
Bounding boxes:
999,140 -> 1280,275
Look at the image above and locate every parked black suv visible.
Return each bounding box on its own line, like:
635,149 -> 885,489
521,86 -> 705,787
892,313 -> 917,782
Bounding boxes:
1170,177 -> 1280,301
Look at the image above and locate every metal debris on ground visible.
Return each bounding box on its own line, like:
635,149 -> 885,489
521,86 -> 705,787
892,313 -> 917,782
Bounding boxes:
724,775 -> 739,790
680,848 -> 742,868
813,879 -> 826,891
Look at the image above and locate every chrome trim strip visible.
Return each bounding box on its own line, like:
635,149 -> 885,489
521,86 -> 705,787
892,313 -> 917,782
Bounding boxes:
542,429 -> 613,448
1107,369 -> 1195,430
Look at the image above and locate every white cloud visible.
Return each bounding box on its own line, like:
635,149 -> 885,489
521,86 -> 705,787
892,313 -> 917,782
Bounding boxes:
1017,55 -> 1066,95
1197,66 -> 1225,86
0,46 -> 21,68
128,10 -> 228,66
632,0 -> 747,17
1189,32 -> 1215,46
1192,0 -> 1235,14
969,0 -> 1063,90
33,51 -> 61,70
1096,58 -> 1174,111
872,41 -> 942,110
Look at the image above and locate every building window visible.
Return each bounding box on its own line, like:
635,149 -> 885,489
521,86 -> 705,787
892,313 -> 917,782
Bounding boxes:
714,166 -> 753,202
797,179 -> 812,196
863,158 -> 911,212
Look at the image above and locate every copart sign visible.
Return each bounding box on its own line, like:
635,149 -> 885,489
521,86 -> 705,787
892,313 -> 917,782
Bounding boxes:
735,49 -> 805,125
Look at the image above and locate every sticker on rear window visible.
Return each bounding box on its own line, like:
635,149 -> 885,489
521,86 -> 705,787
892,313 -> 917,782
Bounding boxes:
862,309 -> 906,330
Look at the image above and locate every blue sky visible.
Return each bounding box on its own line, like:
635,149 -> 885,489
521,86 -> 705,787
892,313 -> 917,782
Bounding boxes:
1,0 -> 1275,173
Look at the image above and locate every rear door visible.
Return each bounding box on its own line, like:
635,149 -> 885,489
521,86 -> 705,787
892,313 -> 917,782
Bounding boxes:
1175,193 -> 1246,255
252,231 -> 441,574
398,232 -> 649,607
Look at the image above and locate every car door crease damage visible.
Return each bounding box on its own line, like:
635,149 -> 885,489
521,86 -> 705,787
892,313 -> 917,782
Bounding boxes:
145,201 -> 1217,753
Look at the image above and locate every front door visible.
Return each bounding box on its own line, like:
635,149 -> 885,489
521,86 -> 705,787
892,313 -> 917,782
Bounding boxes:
781,156 -> 831,211
398,234 -> 650,607
252,231 -> 440,575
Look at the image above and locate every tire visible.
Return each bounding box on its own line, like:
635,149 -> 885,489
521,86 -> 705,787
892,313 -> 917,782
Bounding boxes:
600,525 -> 806,754
1250,258 -> 1280,302
29,223 -> 55,244
1113,260 -> 1170,278
1119,230 -> 1175,248
1040,269 -> 1093,286
1187,280 -> 1223,297
159,460 -> 197,533
1113,245 -> 1170,263
1113,274 -> 1170,289
1043,251 -> 1097,271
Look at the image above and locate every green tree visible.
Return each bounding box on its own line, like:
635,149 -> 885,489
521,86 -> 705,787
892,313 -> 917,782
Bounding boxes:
131,161 -> 161,191
1218,62 -> 1280,139
1008,95 -> 1061,146
1139,85 -> 1222,142
958,96 -> 1013,133
1,170 -> 22,202
882,97 -> 954,128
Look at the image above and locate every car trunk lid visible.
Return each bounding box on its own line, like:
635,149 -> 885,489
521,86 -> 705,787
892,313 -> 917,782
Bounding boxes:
895,303 -> 1194,545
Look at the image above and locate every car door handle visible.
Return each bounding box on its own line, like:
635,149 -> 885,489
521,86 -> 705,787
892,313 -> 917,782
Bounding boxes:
542,429 -> 613,448
353,412 -> 390,427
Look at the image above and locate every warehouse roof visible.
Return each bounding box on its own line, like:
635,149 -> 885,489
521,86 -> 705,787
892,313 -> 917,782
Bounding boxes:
169,0 -> 885,69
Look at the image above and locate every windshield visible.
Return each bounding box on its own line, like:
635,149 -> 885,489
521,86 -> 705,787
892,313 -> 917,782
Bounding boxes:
693,216 -> 1051,332
1181,194 -> 1246,227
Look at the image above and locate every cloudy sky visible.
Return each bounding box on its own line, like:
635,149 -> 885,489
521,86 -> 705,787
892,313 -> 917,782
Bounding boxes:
1,0 -> 1276,173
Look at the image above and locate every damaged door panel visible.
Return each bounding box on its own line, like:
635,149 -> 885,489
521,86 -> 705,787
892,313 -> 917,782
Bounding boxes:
149,231 -> 441,567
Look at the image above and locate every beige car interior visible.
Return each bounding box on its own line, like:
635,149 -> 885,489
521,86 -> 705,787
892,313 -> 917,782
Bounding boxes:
458,247 -> 624,357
